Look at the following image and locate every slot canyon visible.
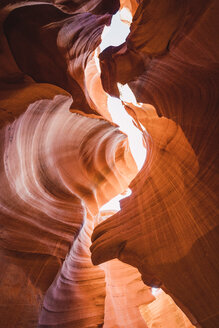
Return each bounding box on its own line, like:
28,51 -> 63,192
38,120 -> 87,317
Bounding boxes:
0,0 -> 218,327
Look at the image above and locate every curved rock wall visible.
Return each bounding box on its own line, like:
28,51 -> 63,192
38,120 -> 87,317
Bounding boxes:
0,0 -> 218,327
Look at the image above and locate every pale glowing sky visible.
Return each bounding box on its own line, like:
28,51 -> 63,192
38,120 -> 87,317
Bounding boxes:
99,8 -> 146,212
100,10 -> 131,52
107,94 -> 146,172
151,288 -> 161,296
100,188 -> 132,212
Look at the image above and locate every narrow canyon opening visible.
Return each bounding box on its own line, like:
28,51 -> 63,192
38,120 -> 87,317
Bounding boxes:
97,7 -> 147,214
0,1 -> 218,328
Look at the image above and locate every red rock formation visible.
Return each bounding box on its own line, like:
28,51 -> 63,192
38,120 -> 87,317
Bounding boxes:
91,104 -> 218,327
39,214 -> 106,328
3,4 -> 111,113
102,259 -> 154,328
140,289 -> 195,328
0,0 -> 218,327
91,1 -> 219,327
0,81 -> 138,326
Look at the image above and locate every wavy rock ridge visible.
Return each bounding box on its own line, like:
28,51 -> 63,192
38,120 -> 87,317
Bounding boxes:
0,0 -> 218,327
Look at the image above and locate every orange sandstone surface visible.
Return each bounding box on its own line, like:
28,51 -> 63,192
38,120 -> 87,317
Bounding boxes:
0,1 -> 218,327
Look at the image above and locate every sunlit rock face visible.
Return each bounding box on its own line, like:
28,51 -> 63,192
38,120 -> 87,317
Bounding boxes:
0,81 -> 137,326
140,289 -> 195,328
91,1 -> 219,327
0,1 -> 218,328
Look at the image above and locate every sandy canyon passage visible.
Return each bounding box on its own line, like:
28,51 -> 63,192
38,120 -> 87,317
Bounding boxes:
0,1 -> 218,327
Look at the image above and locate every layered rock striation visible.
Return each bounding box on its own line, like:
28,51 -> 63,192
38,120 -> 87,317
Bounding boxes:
0,0 -> 218,327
